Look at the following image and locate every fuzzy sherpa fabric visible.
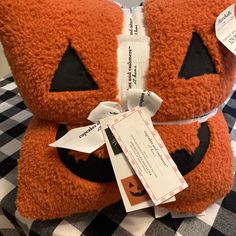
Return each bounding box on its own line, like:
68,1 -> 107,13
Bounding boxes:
0,0 -> 236,124
157,112 -> 234,213
17,112 -> 233,219
0,0 -> 123,124
144,0 -> 236,122
17,117 -> 121,219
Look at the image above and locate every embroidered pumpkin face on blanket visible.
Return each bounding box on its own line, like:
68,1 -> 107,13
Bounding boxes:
0,0 -> 235,219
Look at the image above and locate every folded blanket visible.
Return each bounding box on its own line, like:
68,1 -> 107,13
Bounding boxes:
0,0 -> 235,124
17,112 -> 233,219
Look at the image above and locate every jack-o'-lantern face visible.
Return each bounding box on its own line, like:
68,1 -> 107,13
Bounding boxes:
0,0 -> 236,124
16,111 -> 233,219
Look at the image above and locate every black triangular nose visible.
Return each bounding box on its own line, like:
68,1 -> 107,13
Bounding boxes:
178,32 -> 217,80
50,44 -> 98,92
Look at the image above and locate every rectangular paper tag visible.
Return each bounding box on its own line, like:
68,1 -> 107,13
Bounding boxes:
109,107 -> 188,206
101,116 -> 176,212
100,116 -> 154,212
215,4 -> 236,55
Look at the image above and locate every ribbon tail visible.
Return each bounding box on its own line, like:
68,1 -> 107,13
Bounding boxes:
49,123 -> 105,154
127,89 -> 163,117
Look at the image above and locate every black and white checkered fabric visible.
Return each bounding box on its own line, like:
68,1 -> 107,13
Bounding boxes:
0,76 -> 236,236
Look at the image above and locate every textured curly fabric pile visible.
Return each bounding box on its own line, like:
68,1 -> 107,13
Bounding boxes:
0,0 -> 235,220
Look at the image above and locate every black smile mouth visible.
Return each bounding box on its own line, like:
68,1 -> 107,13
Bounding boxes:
56,122 -> 210,183
170,122 -> 210,175
56,124 -> 116,183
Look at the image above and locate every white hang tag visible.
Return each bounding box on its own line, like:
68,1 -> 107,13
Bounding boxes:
117,35 -> 150,108
215,4 -> 236,55
170,211 -> 206,219
101,114 -> 174,213
100,115 -> 154,212
109,107 -> 188,206
127,89 -> 162,117
49,122 -> 104,153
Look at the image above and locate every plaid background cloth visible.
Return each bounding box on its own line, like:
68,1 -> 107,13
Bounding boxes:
0,76 -> 236,236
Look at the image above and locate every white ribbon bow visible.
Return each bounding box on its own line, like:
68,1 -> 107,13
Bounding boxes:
49,89 -> 162,153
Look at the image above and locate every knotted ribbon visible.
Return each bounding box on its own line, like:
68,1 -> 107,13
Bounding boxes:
49,89 -> 162,153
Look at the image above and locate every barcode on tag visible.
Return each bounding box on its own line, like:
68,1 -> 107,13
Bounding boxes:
109,107 -> 188,206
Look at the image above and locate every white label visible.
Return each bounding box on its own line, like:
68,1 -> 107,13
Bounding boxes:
122,7 -> 146,36
117,35 -> 150,108
215,4 -> 236,55
49,122 -> 104,153
109,107 -> 188,206
132,7 -> 146,36
122,8 -> 135,36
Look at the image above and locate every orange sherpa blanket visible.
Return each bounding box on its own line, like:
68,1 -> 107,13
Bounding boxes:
17,112 -> 233,219
0,0 -> 235,219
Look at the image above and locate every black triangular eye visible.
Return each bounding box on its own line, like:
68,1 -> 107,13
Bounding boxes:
50,44 -> 98,92
178,32 -> 217,80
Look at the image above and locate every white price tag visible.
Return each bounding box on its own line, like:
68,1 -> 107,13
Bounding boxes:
109,107 -> 188,206
100,115 -> 176,212
215,4 -> 236,55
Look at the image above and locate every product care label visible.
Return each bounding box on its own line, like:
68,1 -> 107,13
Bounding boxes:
215,4 -> 236,56
108,107 -> 188,206
100,115 -> 176,212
